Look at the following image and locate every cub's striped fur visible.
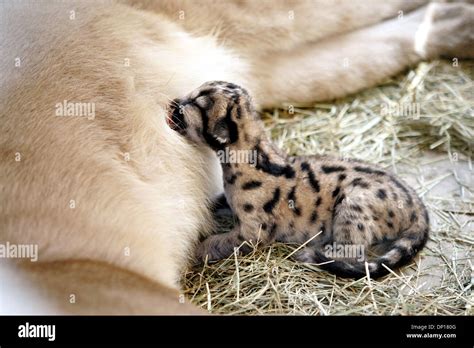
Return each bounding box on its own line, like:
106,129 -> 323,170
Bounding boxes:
169,81 -> 429,279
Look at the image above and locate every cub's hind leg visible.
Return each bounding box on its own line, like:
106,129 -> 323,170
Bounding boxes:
294,186 -> 374,274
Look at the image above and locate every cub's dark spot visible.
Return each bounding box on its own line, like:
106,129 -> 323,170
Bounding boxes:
243,203 -> 254,212
293,207 -> 302,216
242,181 -> 262,190
338,173 -> 347,182
226,175 -> 237,184
310,211 -> 318,223
225,82 -> 239,90
377,189 -> 387,200
322,165 -> 346,174
332,186 -> 341,197
256,146 -> 295,179
389,175 -> 414,206
334,194 -> 345,209
351,177 -> 369,189
224,104 -> 239,143
354,166 -> 386,176
388,209 -> 395,218
301,165 -> 320,192
350,204 -> 363,213
386,221 -> 394,229
410,211 -> 417,223
357,223 -> 365,231
287,186 -> 297,202
300,162 -> 310,171
315,197 -> 323,207
263,187 -> 281,213
261,223 -> 267,230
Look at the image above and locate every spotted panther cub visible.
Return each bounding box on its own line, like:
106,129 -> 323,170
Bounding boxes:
168,81 -> 430,278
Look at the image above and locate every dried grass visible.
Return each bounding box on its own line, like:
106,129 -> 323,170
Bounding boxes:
182,60 -> 473,315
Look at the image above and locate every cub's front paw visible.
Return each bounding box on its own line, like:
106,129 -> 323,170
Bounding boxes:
194,235 -> 225,265
194,232 -> 242,265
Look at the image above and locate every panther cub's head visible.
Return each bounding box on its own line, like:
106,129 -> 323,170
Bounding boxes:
167,81 -> 258,151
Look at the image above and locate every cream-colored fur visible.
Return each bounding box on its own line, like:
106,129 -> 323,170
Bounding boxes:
1,0 -> 472,314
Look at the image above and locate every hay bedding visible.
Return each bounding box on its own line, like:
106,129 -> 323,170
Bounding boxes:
182,60 -> 473,315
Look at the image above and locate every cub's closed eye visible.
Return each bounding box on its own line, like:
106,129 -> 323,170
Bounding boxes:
213,119 -> 230,144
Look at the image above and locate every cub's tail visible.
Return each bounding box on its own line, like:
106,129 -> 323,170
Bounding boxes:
308,213 -> 430,279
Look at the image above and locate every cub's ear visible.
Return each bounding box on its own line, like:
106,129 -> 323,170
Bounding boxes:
212,119 -> 230,145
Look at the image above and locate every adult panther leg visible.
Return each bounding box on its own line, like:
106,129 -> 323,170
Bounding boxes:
250,3 -> 473,106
